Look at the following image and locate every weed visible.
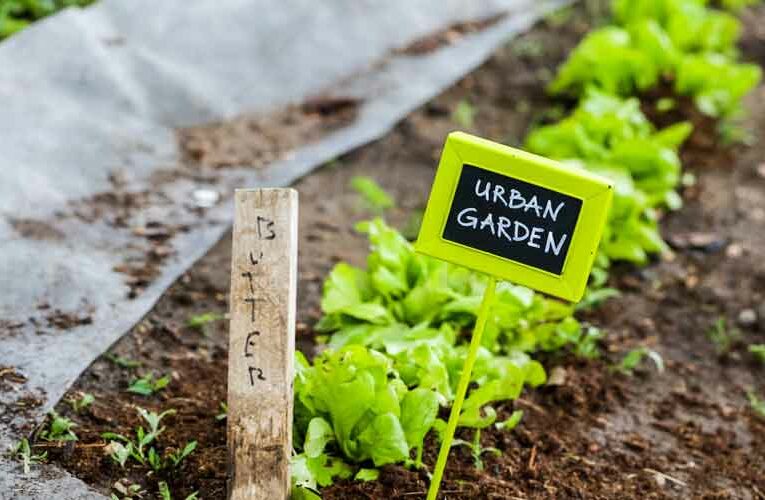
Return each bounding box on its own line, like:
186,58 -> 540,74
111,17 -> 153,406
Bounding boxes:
545,6 -> 574,27
9,438 -> 46,474
707,317 -> 741,355
68,392 -> 94,413
350,176 -> 394,214
400,209 -> 424,241
572,326 -> 606,359
512,37 -> 544,58
166,440 -> 197,468
495,410 -> 524,431
39,412 -> 78,442
747,389 -> 765,419
452,100 -> 476,129
187,312 -> 224,331
577,288 -> 620,312
617,347 -> 664,375
127,373 -> 170,396
106,353 -> 141,369
354,468 -> 380,482
452,429 -> 501,470
103,407 -> 174,467
158,481 -> 199,500
110,479 -> 144,500
215,402 -> 228,421
748,344 -> 765,365
103,407 -> 196,472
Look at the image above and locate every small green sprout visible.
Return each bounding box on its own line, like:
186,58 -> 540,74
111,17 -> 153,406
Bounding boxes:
187,312 -> 224,331
452,429 -> 501,470
127,373 -> 170,396
68,392 -> 94,413
39,412 -> 78,442
749,345 -> 765,365
103,407 -> 176,467
617,347 -> 664,376
166,440 -> 198,468
103,407 -> 195,471
656,97 -> 676,112
707,317 -> 741,355
747,389 -> 765,419
215,402 -> 228,421
158,482 -> 199,500
545,5 -> 573,27
9,438 -> 46,474
512,38 -> 544,59
451,100 -> 476,129
576,288 -> 620,312
105,353 -> 141,369
110,479 -> 144,500
350,176 -> 394,214
495,410 -> 524,431
354,468 -> 379,482
573,326 -> 606,359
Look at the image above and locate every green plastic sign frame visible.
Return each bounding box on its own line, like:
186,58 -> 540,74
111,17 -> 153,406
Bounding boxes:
415,131 -> 613,302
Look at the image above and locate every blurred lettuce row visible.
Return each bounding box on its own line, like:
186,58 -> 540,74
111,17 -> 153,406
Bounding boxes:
550,0 -> 762,120
291,219 -> 602,496
0,0 -> 94,39
526,89 -> 692,266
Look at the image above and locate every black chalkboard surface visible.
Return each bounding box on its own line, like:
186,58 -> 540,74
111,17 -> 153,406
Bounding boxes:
442,164 -> 582,275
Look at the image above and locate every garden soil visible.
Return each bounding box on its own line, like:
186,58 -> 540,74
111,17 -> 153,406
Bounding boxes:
22,3 -> 765,499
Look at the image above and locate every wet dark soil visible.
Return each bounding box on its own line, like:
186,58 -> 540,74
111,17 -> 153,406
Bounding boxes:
30,3 -> 765,499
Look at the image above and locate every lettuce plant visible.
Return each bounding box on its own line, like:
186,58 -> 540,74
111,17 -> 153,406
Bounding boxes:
550,0 -> 761,120
612,0 -> 742,55
526,90 -> 691,264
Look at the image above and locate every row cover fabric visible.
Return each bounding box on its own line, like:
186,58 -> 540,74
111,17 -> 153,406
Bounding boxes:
0,0 -> 565,497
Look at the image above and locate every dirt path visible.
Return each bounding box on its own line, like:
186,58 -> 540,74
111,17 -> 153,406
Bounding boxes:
29,4 -> 765,499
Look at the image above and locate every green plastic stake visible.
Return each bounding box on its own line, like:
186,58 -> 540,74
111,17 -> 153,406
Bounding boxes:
426,276 -> 496,500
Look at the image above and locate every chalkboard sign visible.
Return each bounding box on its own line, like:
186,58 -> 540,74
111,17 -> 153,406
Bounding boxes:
415,132 -> 612,302
443,164 -> 582,275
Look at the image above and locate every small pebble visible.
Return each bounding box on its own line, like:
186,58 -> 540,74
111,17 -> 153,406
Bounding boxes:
654,473 -> 666,488
547,366 -> 567,386
193,189 -> 220,208
738,309 -> 757,326
757,162 -> 765,179
726,243 -> 743,258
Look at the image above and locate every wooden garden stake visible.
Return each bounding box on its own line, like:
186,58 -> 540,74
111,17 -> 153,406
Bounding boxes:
416,132 -> 612,499
227,188 -> 298,500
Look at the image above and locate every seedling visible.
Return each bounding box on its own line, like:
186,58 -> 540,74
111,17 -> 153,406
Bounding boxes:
39,412 -> 78,442
576,288 -> 620,312
68,392 -> 95,413
512,37 -> 544,58
9,438 -> 46,475
166,440 -> 198,468
110,480 -> 144,500
746,389 -> 765,419
103,407 -> 185,468
350,176 -> 394,214
215,402 -> 228,421
495,410 -> 524,431
158,481 -> 199,500
106,353 -> 141,369
616,347 -> 664,375
707,317 -> 741,355
451,100 -> 476,129
572,326 -> 606,359
127,373 -> 170,396
187,312 -> 224,331
749,344 -> 765,365
354,469 -> 379,482
451,429 -> 500,470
